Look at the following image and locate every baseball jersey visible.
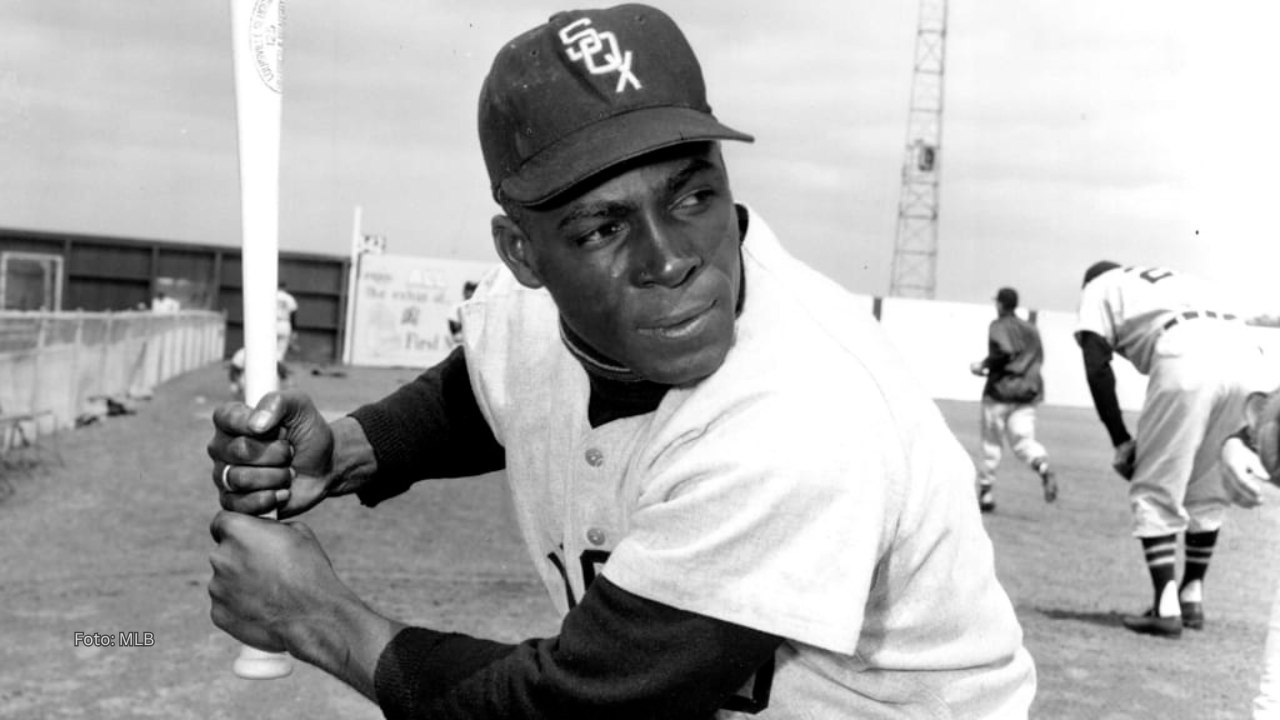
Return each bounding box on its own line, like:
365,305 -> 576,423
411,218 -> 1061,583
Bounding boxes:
276,289 -> 298,333
1075,265 -> 1231,375
983,313 -> 1044,404
460,206 -> 1035,718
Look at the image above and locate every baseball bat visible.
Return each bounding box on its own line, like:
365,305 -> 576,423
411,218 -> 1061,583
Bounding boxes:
228,0 -> 292,680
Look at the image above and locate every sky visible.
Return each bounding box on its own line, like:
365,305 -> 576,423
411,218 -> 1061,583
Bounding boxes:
1,1 -> 1277,314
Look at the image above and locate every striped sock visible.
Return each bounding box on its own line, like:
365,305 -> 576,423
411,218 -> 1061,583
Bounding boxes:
1181,530 -> 1218,602
1140,535 -> 1179,616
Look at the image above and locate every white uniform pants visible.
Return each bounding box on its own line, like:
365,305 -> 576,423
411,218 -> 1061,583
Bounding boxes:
977,399 -> 1046,486
276,323 -> 292,362
1129,324 -> 1262,538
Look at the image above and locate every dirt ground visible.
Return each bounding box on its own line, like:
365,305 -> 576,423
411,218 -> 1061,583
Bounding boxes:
1,362 -> 1277,719
942,399 -> 1280,720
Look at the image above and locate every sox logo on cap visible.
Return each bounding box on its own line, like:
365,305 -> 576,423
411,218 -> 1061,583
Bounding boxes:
558,18 -> 642,92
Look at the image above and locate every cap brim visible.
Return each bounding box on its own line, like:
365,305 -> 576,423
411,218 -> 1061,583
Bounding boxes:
499,106 -> 753,206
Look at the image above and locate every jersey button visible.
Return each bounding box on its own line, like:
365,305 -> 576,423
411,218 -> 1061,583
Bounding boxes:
585,448 -> 604,467
586,528 -> 607,546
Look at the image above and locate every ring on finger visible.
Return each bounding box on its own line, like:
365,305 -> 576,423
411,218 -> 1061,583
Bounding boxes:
220,464 -> 234,493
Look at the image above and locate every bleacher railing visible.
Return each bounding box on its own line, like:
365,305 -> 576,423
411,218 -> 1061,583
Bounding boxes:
0,311 -> 225,438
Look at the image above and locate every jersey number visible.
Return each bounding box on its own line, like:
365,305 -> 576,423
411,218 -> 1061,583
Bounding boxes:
546,548 -> 610,610
1135,267 -> 1174,284
547,548 -> 775,714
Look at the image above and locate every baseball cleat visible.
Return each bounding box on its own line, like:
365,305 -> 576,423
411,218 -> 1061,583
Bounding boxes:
1180,601 -> 1204,630
1040,468 -> 1058,503
1121,609 -> 1182,639
978,485 -> 996,514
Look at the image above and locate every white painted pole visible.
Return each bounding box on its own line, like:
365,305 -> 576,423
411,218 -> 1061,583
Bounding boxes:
341,205 -> 363,365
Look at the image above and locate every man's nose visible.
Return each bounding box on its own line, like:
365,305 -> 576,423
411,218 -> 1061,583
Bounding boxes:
632,221 -> 700,288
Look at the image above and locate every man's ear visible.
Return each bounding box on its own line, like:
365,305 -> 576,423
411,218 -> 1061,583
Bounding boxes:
492,215 -> 544,289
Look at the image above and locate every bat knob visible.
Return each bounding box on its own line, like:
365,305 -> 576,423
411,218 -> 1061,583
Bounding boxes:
233,646 -> 293,679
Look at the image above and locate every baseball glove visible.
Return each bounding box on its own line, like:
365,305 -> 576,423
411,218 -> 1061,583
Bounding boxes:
1223,389 -> 1280,508
1112,439 -> 1136,481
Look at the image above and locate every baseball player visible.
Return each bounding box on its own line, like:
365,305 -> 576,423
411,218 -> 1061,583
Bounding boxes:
226,347 -> 289,400
447,280 -> 479,347
1221,387 -> 1280,718
275,281 -> 298,362
969,286 -> 1056,513
1075,260 -> 1267,638
206,6 -> 1036,717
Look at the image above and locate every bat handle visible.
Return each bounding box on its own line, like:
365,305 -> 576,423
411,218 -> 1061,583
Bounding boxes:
232,508 -> 294,679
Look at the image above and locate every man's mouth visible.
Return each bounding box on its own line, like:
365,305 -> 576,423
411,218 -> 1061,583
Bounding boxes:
638,299 -> 717,340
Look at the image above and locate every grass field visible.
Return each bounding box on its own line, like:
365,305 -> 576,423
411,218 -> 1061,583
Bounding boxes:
1,362 -> 1276,719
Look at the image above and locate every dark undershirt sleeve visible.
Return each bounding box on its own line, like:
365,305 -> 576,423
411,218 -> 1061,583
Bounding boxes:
351,346 -> 505,506
374,575 -> 783,720
1076,331 -> 1132,447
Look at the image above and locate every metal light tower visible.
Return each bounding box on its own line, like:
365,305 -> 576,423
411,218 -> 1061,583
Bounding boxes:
890,0 -> 948,299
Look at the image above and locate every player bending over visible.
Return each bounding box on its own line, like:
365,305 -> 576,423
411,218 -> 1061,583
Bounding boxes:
1075,260 -> 1268,638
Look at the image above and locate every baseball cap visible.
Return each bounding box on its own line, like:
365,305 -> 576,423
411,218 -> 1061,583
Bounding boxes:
995,287 -> 1018,309
478,4 -> 754,207
1082,261 -> 1122,288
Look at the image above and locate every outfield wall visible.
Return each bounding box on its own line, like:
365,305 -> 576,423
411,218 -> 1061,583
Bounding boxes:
1,298 -> 1274,443
869,295 -> 1280,412
0,310 -> 224,442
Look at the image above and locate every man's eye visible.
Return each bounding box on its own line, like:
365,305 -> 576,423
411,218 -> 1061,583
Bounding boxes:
579,222 -> 623,246
674,189 -> 712,210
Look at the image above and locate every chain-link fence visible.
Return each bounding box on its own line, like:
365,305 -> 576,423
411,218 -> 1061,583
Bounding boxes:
0,311 -> 225,442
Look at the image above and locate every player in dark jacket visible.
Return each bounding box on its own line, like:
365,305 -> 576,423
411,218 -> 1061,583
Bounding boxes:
969,286 -> 1056,513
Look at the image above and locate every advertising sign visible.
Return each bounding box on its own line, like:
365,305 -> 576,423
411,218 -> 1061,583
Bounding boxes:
349,254 -> 494,368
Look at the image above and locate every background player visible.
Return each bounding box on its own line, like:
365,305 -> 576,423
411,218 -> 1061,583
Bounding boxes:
226,347 -> 289,401
447,279 -> 478,347
969,286 -> 1056,513
205,5 -> 1035,716
150,290 -> 180,313
275,280 -> 297,362
1075,260 -> 1267,638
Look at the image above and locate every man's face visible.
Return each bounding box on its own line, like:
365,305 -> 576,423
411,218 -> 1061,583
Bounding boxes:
511,144 -> 742,386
